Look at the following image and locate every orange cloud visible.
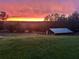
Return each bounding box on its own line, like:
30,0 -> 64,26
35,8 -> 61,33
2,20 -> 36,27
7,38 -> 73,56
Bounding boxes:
0,0 -> 76,18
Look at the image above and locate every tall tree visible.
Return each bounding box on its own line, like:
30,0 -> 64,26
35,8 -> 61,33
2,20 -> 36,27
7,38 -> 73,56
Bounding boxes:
0,11 -> 8,21
71,11 -> 79,20
67,11 -> 79,31
54,13 -> 60,21
0,11 -> 8,31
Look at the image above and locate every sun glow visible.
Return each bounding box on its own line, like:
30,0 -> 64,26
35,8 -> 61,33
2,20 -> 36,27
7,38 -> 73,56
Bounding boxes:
7,17 -> 44,21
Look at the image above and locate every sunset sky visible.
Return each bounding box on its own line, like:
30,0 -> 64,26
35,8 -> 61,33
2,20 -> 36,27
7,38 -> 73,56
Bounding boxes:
0,0 -> 78,18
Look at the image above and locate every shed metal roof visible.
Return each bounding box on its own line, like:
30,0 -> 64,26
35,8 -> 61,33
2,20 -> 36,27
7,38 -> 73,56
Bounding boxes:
50,28 -> 73,34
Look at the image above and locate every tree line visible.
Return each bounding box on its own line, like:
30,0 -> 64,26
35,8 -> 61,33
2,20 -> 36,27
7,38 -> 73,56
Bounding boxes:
44,11 -> 79,32
0,11 -> 79,33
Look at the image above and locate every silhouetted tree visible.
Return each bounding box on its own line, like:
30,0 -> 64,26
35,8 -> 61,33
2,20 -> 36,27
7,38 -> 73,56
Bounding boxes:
53,13 -> 60,21
44,15 -> 50,21
44,13 -> 60,21
71,11 -> 79,20
48,13 -> 59,21
67,11 -> 79,31
0,11 -> 8,31
58,14 -> 66,21
44,11 -> 79,32
0,11 -> 8,21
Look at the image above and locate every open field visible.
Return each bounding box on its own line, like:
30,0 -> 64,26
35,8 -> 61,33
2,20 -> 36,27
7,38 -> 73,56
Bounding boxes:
0,34 -> 79,59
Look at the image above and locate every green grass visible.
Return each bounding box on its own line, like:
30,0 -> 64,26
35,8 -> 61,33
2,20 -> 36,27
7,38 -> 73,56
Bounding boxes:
0,35 -> 79,59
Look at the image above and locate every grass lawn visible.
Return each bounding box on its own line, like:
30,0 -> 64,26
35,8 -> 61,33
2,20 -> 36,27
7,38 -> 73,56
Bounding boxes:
0,34 -> 79,59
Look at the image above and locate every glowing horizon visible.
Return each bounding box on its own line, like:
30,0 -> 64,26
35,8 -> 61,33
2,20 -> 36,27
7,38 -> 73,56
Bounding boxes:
6,17 -> 44,21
